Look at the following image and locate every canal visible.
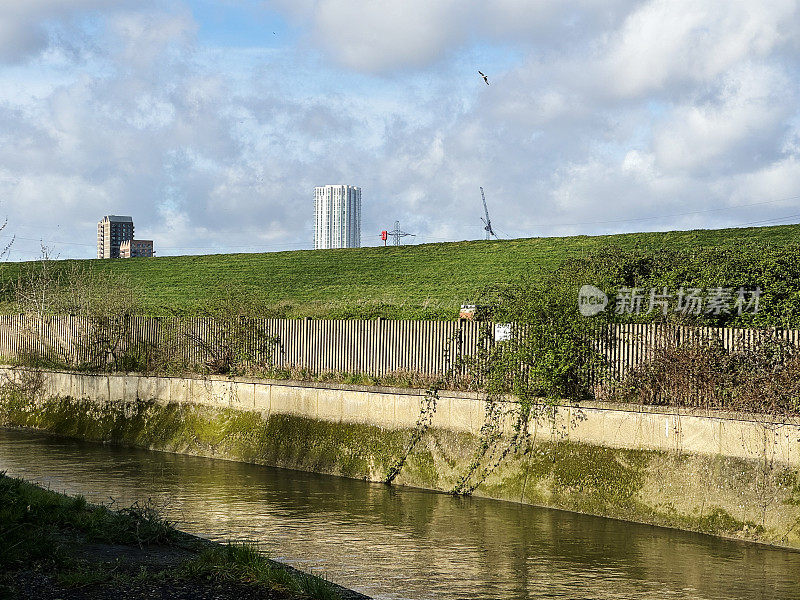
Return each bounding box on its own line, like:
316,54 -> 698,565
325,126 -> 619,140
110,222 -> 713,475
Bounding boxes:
0,427 -> 798,599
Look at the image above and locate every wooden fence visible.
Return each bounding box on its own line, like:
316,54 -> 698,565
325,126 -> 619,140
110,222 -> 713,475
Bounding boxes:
0,315 -> 798,384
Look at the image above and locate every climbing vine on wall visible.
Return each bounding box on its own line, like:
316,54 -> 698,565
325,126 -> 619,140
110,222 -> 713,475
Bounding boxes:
383,259 -> 611,492
384,386 -> 440,484
452,260 -> 611,495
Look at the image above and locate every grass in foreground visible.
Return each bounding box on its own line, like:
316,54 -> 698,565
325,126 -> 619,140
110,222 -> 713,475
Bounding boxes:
183,543 -> 341,600
0,472 -> 346,600
0,472 -> 178,571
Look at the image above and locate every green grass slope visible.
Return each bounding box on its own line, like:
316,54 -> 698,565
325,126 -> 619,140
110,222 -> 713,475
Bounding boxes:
4,224 -> 800,318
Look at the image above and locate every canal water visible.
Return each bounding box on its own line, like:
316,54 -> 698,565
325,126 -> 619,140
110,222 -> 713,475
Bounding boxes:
0,427 -> 798,600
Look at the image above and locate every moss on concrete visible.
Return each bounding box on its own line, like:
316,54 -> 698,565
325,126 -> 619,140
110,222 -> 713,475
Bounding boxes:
778,468 -> 800,506
2,389 -> 799,549
0,392 -> 408,482
696,507 -> 762,536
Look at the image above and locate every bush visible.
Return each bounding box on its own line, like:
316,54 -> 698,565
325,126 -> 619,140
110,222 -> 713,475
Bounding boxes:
578,242 -> 800,328
609,329 -> 800,416
476,258 -> 611,407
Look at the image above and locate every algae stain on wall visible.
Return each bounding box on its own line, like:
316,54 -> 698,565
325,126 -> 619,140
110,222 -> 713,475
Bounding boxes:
0,392 -> 409,481
1,388 -> 799,549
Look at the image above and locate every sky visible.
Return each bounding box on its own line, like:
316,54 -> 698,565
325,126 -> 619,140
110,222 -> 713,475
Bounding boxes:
1,0 -> 800,260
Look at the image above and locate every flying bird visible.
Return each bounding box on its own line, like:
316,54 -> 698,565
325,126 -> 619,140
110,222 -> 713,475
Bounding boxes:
478,71 -> 489,85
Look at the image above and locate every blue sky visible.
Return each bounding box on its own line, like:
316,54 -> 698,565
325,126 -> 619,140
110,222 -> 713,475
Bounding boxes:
190,1 -> 291,47
1,1 -> 800,260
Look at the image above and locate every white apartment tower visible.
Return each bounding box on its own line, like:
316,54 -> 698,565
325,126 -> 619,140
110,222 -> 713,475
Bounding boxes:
314,185 -> 361,249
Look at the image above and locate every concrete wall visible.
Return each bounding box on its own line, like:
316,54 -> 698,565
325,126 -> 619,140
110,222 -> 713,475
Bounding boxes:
2,367 -> 800,549
20,368 -> 800,468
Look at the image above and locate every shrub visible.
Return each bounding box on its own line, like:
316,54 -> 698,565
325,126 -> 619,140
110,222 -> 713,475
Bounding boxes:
476,259 -> 611,408
609,329 -> 800,416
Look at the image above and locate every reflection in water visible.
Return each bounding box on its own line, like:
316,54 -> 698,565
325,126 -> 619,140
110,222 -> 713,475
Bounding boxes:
0,427 -> 797,600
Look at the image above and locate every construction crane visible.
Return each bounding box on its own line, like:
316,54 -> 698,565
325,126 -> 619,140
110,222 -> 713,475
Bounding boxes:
387,220 -> 416,246
480,187 -> 498,240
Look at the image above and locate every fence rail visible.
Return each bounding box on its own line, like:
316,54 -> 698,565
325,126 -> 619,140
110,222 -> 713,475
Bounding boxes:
0,315 -> 798,384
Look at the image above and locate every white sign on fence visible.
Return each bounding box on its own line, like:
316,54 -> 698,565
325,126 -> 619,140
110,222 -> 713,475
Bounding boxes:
494,323 -> 513,342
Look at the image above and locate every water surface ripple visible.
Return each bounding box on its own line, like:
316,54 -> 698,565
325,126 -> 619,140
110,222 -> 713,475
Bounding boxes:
1,428 -> 798,600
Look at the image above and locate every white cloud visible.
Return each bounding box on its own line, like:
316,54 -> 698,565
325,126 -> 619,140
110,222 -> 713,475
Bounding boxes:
272,0 -> 638,73
0,1 -> 138,64
603,0 -> 799,97
729,157 -> 800,205
106,7 -> 196,71
653,62 -> 795,175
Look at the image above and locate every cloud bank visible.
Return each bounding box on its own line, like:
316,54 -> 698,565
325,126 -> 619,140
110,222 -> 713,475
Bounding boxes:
0,0 -> 799,259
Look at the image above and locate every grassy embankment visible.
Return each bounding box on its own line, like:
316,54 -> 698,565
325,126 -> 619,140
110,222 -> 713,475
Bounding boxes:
0,472 -> 350,600
1,224 -> 799,319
